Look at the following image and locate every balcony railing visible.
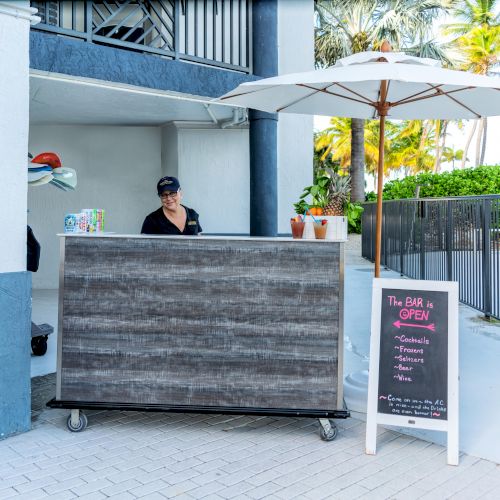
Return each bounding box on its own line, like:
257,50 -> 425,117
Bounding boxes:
362,195 -> 500,320
31,0 -> 252,73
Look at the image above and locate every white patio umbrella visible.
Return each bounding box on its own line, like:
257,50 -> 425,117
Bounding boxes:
218,48 -> 500,277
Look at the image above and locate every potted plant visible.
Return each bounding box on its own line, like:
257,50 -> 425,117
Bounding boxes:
293,173 -> 330,216
293,169 -> 350,240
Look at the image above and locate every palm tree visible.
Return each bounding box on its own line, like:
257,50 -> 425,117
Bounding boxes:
444,0 -> 499,35
459,25 -> 500,165
316,118 -> 419,190
315,118 -> 352,171
445,1 -> 500,167
314,0 -> 454,201
389,121 -> 436,174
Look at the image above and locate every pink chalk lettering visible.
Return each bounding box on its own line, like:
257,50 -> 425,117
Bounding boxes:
405,297 -> 423,307
388,295 -> 402,306
393,321 -> 435,332
399,308 -> 430,321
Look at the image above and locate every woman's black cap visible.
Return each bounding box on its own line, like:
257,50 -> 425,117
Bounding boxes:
157,176 -> 180,195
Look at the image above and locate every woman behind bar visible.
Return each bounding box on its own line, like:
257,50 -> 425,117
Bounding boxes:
141,176 -> 202,235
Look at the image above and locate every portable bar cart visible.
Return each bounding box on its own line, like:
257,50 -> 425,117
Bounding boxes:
48,234 -> 349,440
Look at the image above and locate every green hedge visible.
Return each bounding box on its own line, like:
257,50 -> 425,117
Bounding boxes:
366,165 -> 500,200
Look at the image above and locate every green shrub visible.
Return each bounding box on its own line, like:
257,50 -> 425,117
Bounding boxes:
380,165 -> 500,200
346,202 -> 364,233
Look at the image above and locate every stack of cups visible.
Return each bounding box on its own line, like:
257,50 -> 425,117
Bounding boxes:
64,209 -> 105,233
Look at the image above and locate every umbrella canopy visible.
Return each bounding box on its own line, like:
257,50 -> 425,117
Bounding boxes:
220,51 -> 500,120
219,50 -> 500,276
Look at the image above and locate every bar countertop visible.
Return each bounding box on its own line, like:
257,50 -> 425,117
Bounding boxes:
58,233 -> 345,242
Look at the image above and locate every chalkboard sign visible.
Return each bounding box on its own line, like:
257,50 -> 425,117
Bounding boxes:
378,288 -> 448,420
366,278 -> 459,465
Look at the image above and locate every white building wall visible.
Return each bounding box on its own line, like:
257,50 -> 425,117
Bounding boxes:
161,123 -> 179,178
0,2 -> 33,273
177,127 -> 250,234
28,125 -> 161,288
277,0 -> 314,233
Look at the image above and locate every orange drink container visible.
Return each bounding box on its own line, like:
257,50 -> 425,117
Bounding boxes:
290,220 -> 305,239
313,221 -> 328,239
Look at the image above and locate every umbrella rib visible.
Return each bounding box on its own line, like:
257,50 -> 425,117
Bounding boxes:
391,85 -> 482,118
390,84 -> 446,107
433,87 -> 481,118
296,84 -> 376,108
330,82 -> 374,104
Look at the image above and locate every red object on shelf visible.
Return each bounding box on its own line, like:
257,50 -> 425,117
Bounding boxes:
31,152 -> 62,168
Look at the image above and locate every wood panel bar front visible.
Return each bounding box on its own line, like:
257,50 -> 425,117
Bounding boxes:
54,235 -> 345,416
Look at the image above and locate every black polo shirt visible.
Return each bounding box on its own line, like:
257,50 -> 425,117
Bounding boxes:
141,206 -> 202,235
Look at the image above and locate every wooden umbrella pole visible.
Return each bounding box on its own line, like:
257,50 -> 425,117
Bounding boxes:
375,113 -> 385,278
374,42 -> 392,278
375,79 -> 389,278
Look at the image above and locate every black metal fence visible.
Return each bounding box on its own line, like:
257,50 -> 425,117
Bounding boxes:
362,195 -> 500,319
31,0 -> 251,73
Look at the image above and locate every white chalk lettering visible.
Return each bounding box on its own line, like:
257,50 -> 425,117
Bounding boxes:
394,346 -> 425,354
395,335 -> 430,344
394,355 -> 424,363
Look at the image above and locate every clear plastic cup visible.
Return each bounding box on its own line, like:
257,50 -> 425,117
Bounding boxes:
313,221 -> 328,239
290,220 -> 305,239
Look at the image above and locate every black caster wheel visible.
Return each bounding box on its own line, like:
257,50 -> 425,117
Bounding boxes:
31,336 -> 48,356
66,412 -> 88,432
319,421 -> 338,441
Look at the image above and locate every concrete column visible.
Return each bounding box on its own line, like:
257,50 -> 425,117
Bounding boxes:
0,1 -> 39,439
249,0 -> 278,236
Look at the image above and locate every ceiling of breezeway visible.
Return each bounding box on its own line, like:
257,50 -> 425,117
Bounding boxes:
30,71 -> 237,126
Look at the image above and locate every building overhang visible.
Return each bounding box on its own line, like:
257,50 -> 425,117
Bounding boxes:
30,70 -> 245,127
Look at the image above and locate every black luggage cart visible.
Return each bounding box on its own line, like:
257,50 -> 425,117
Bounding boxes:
31,322 -> 53,356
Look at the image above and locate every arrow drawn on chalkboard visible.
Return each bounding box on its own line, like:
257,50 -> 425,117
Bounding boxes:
393,320 -> 435,331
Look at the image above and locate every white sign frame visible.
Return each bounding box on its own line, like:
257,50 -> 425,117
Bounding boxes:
365,278 -> 459,466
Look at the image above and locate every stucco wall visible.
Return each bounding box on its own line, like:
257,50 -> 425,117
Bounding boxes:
277,0 -> 314,233
0,272 -> 31,438
0,0 -> 37,440
161,123 -> 179,178
28,125 -> 162,288
0,3 -> 31,273
178,128 -> 250,234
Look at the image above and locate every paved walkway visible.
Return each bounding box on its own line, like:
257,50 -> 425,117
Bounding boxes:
2,235 -> 498,499
0,373 -> 498,500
